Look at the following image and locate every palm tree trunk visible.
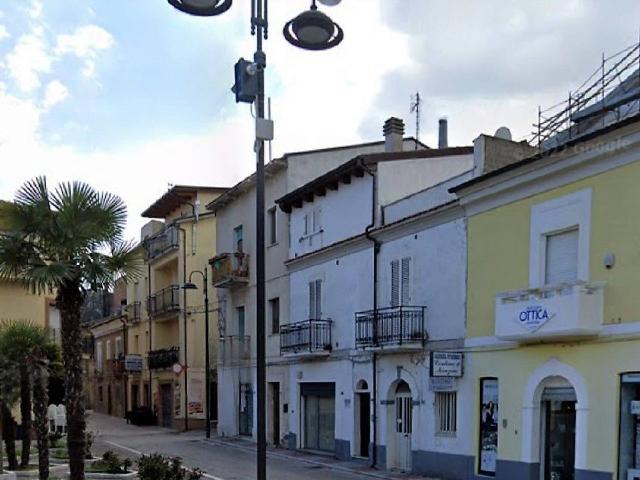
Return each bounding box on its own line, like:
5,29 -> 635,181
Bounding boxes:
58,285 -> 86,480
33,365 -> 49,480
20,364 -> 32,467
1,403 -> 18,470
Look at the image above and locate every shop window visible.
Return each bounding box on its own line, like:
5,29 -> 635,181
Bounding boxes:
435,391 -> 457,435
619,373 -> 640,480
479,378 -> 499,476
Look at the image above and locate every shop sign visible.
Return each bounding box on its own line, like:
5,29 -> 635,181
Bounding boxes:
430,351 -> 463,377
124,354 -> 143,372
631,400 -> 640,415
429,377 -> 457,392
516,305 -> 554,332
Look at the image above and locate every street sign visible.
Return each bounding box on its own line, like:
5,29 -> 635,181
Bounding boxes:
124,354 -> 143,372
172,363 -> 184,375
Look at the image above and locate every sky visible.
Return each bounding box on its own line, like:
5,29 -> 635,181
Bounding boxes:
0,0 -> 639,240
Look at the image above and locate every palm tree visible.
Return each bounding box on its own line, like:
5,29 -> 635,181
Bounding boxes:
0,349 -> 19,471
0,178 -> 141,480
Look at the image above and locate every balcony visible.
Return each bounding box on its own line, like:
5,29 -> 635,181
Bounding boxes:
125,301 -> 141,323
280,319 -> 332,358
495,281 -> 605,342
220,336 -> 251,367
355,306 -> 427,351
148,347 -> 180,370
147,285 -> 181,319
106,357 -> 125,378
209,252 -> 249,289
143,225 -> 179,261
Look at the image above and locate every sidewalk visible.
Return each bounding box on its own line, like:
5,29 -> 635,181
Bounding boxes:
203,436 -> 435,480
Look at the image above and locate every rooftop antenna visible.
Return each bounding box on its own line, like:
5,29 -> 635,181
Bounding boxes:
410,92 -> 421,150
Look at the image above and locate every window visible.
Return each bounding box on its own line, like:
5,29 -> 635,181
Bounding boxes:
435,391 -> 457,435
544,228 -> 579,285
98,386 -> 103,402
115,337 -> 122,358
237,306 -> 245,337
134,334 -> 140,353
391,257 -> 411,307
309,279 -> 322,319
268,207 -> 277,245
106,340 -> 112,360
234,225 -> 244,253
269,297 -> 280,334
479,378 -> 499,476
304,209 -> 322,236
96,342 -> 104,372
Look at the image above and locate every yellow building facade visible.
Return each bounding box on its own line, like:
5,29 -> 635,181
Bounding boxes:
456,118 -> 640,480
125,185 -> 225,430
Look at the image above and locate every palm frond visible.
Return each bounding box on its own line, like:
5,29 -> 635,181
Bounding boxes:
14,177 -> 50,208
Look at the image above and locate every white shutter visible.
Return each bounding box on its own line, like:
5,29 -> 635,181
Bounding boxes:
315,279 -> 322,319
401,257 -> 411,305
391,260 -> 400,307
309,281 -> 316,318
545,229 -> 579,285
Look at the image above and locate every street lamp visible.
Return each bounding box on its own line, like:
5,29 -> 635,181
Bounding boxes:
167,1 -> 344,479
182,268 -> 211,439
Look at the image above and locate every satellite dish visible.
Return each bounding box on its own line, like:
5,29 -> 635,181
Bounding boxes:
494,126 -> 512,141
318,0 -> 342,5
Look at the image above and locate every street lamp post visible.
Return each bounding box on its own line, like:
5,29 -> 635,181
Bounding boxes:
183,268 -> 211,439
167,1 -> 344,478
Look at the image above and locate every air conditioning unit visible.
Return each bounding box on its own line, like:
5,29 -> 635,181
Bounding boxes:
628,468 -> 640,480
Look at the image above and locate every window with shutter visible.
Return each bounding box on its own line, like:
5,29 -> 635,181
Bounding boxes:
401,257 -> 411,305
545,228 -> 579,285
309,281 -> 323,318
315,279 -> 322,319
391,260 -> 400,307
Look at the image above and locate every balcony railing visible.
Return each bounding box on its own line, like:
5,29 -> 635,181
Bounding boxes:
209,252 -> 249,288
148,347 -> 180,370
125,301 -> 141,322
280,319 -> 332,356
143,225 -> 179,261
147,285 -> 181,318
355,306 -> 427,349
106,356 -> 125,378
220,336 -> 251,366
495,281 -> 605,342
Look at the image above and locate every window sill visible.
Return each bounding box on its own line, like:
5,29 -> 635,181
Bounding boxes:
434,432 -> 457,438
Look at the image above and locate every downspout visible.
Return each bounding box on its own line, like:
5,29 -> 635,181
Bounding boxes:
119,315 -> 128,419
362,159 -> 380,468
147,262 -> 152,409
178,226 -> 189,432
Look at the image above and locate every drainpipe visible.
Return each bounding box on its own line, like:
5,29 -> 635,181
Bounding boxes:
362,158 -> 380,468
147,262 -> 153,410
119,315 -> 128,419
178,226 -> 189,432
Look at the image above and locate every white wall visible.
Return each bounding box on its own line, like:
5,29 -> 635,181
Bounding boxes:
289,176 -> 372,259
378,217 -> 467,341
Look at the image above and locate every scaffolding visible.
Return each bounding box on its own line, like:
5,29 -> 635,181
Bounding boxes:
532,40 -> 640,150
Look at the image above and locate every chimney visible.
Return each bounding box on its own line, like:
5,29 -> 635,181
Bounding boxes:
383,117 -> 405,153
438,118 -> 448,149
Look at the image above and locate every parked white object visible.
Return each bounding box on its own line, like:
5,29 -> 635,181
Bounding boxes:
55,404 -> 66,433
47,404 -> 57,432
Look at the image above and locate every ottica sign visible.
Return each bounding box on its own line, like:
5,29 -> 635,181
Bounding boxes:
517,305 -> 554,332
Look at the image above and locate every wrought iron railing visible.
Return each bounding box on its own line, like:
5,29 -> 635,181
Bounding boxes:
147,285 -> 181,317
355,306 -> 427,348
126,301 -> 141,322
220,336 -> 251,366
209,252 -> 249,286
143,225 -> 179,261
280,319 -> 332,355
148,347 -> 180,370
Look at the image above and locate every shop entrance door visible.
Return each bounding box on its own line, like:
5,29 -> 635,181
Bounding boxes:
239,383 -> 253,436
301,383 -> 335,453
394,381 -> 412,472
542,393 -> 576,480
160,384 -> 173,428
358,392 -> 370,457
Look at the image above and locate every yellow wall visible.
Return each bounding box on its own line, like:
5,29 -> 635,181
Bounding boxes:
0,280 -> 51,327
467,160 -> 640,338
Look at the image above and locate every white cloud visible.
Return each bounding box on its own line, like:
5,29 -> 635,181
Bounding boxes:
28,0 -> 43,19
5,32 -> 52,92
42,80 -> 69,109
55,25 -> 114,78
0,25 -> 10,42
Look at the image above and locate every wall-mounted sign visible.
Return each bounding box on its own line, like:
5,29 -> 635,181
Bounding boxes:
516,305 -> 554,332
124,354 -> 143,372
430,352 -> 464,377
429,377 -> 457,392
631,400 -> 640,415
172,363 -> 183,375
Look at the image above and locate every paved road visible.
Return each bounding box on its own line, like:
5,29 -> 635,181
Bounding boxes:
89,413 -> 424,480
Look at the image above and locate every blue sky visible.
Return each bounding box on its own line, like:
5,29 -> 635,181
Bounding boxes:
1,1 -> 639,239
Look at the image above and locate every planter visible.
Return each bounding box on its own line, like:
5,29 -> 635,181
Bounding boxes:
6,463 -> 68,479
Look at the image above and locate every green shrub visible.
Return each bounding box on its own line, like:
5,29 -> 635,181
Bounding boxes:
87,450 -> 131,474
138,453 -> 202,480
